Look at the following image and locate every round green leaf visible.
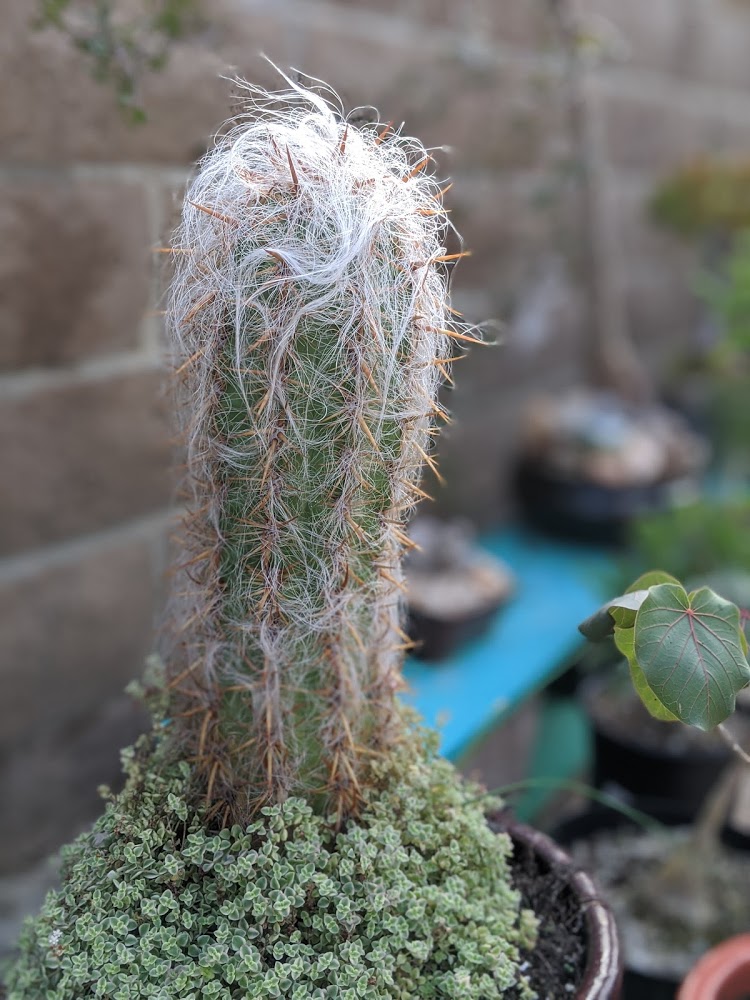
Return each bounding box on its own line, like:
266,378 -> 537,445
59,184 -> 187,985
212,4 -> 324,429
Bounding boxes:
625,570 -> 681,594
634,583 -> 750,730
578,590 -> 650,641
613,623 -> 679,722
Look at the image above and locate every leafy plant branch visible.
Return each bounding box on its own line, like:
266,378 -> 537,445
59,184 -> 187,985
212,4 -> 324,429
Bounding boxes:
33,0 -> 199,121
580,570 -> 750,751
580,571 -> 750,918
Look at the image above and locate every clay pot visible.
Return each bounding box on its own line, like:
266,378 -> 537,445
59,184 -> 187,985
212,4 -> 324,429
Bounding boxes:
494,814 -> 622,999
678,934 -> 750,1000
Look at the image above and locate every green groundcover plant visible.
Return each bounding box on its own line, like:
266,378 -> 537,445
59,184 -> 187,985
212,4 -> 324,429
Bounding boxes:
8,719 -> 535,1000
5,73 -> 537,999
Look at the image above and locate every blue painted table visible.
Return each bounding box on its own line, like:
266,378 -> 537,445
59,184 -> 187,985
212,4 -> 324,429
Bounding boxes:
401,528 -> 612,762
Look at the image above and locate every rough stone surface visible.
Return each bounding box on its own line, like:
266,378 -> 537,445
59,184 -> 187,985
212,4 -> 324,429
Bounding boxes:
599,85 -> 750,170
0,0 -> 296,165
0,534 -> 159,875
0,177 -> 150,371
578,0 -> 685,72
605,174 -> 703,369
423,57 -> 565,172
675,0 -> 750,91
414,0 -> 554,47
447,172 -> 575,315
300,24 -> 565,172
475,0 -> 557,48
0,369 -> 172,557
325,0 -> 418,13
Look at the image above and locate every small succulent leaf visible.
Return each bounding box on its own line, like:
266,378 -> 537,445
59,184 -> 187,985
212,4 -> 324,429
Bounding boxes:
578,590 -> 650,641
625,570 -> 681,594
614,624 -> 679,722
633,583 -> 750,730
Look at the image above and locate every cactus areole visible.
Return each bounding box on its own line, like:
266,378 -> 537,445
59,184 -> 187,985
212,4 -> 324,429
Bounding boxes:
167,75 -> 467,825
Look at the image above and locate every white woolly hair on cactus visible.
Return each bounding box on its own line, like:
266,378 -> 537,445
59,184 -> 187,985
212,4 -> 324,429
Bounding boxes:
166,68 -> 475,825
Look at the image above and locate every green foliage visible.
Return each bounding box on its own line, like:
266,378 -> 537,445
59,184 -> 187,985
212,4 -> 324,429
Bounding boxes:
622,500 -> 750,587
580,573 -> 750,731
650,160 -> 750,237
631,582 -> 748,730
4,75 -> 536,1000
651,166 -> 750,467
6,729 -> 535,1000
700,230 -> 750,357
33,0 -> 198,122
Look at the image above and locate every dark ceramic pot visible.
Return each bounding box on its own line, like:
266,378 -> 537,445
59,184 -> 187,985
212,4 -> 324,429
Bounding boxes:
514,456 -> 699,547
493,813 -> 622,999
553,805 -> 688,1000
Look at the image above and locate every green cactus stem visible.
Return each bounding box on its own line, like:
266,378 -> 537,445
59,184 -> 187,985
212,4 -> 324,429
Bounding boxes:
167,75 -> 470,824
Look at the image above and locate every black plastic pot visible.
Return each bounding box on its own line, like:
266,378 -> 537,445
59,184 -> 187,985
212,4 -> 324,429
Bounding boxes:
582,675 -> 732,819
514,455 -> 699,547
553,803 -> 749,1000
492,812 -> 623,999
407,600 -> 503,661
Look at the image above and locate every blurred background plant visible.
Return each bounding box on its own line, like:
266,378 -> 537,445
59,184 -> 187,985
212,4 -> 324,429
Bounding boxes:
33,0 -> 199,121
652,159 -> 750,479
650,160 -> 750,241
702,230 -> 750,356
618,499 -> 750,593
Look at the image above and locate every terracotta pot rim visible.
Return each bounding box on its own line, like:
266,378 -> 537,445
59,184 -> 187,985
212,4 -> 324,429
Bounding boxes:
492,813 -> 622,1000
678,933 -> 750,1000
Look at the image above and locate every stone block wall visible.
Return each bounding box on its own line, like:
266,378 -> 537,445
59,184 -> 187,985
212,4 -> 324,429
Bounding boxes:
2,0 -> 750,919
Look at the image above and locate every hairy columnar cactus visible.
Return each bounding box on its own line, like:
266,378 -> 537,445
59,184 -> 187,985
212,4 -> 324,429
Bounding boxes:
5,78 -> 537,1000
167,77 -> 467,824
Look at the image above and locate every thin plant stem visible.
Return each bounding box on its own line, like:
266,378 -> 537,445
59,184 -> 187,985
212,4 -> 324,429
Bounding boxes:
718,721 -> 750,764
467,776 -> 664,833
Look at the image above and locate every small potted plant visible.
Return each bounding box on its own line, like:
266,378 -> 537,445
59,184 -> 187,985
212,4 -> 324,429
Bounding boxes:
579,501 -> 750,819
516,389 -> 707,545
567,571 -> 750,997
404,516 -> 514,661
513,3 -> 707,544
3,74 -> 620,999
